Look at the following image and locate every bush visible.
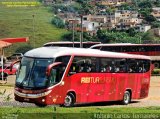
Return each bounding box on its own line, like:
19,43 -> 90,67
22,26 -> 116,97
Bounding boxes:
152,69 -> 160,75
15,45 -> 33,54
51,16 -> 65,28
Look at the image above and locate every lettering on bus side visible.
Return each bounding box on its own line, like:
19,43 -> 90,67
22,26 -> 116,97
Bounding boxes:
80,77 -> 114,84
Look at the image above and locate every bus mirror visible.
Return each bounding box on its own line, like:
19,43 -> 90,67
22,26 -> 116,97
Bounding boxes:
10,60 -> 20,72
46,62 -> 62,77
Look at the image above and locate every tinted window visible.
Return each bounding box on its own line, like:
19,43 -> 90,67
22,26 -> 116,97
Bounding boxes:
69,56 -> 99,75
127,59 -> 150,73
55,56 -> 71,65
100,58 -> 127,73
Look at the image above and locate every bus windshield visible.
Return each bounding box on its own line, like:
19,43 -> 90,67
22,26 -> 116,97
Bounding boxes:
16,57 -> 53,88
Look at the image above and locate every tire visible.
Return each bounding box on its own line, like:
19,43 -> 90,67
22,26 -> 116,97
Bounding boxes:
35,103 -> 47,107
63,93 -> 75,107
121,91 -> 131,105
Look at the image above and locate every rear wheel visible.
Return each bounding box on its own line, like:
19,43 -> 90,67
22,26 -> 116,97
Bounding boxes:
63,93 -> 75,107
121,91 -> 131,105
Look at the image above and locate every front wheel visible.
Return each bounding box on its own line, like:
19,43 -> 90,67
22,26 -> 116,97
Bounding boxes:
35,103 -> 47,107
121,91 -> 131,105
63,93 -> 75,107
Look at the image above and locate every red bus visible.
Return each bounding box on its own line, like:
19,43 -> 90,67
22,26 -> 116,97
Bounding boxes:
43,41 -> 101,48
13,47 -> 151,107
90,43 -> 160,68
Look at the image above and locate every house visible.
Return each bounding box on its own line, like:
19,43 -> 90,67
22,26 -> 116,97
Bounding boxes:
66,18 -> 81,30
101,22 -> 116,30
116,23 -> 135,30
135,24 -> 151,32
106,12 -> 121,24
82,21 -> 100,31
151,7 -> 160,21
83,15 -> 107,23
116,10 -> 138,19
96,0 -> 132,7
121,18 -> 142,25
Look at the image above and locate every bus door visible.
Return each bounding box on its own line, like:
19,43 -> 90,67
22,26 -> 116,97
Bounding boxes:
48,56 -> 71,103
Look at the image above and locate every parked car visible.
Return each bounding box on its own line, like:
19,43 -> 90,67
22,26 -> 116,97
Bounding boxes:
7,53 -> 23,61
0,64 -> 17,75
0,72 -> 8,80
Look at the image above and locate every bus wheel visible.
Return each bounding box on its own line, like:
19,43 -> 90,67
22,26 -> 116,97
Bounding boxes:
64,93 -> 75,107
121,91 -> 131,105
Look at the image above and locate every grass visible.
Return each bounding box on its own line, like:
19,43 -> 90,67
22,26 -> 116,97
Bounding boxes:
0,107 -> 160,119
0,0 -> 69,55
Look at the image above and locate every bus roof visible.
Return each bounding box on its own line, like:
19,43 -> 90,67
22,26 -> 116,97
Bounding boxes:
90,43 -> 160,48
43,41 -> 101,46
24,47 -> 151,60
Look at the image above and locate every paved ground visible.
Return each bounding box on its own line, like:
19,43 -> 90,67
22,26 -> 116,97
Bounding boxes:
0,75 -> 160,107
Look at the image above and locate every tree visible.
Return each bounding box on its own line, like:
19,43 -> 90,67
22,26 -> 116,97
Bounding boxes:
138,1 -> 152,8
142,32 -> 155,41
97,30 -> 112,43
127,28 -> 137,37
152,21 -> 160,28
62,32 -> 79,41
145,15 -> 157,23
15,45 -> 33,54
153,0 -> 160,7
51,16 -> 65,28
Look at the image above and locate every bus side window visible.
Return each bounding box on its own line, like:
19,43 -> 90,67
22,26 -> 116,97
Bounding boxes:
138,60 -> 150,73
55,56 -> 71,65
100,58 -> 113,73
68,56 -> 99,75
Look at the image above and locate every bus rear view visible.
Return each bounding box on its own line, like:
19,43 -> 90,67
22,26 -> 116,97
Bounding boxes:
13,47 -> 151,107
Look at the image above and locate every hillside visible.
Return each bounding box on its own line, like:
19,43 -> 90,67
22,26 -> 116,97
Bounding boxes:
0,1 -> 68,55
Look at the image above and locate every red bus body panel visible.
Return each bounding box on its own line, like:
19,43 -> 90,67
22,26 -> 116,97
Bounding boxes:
15,71 -> 150,105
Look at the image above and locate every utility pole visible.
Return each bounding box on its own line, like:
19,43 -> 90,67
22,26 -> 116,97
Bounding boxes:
32,14 -> 35,48
80,15 -> 83,48
72,20 -> 75,47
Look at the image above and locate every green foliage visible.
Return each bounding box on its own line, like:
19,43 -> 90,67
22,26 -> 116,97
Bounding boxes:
96,29 -> 142,43
62,32 -> 79,41
152,69 -> 160,75
145,15 -> 157,23
62,32 -> 98,42
15,44 -> 34,54
79,2 -> 95,15
138,1 -> 153,8
151,21 -> 160,28
51,16 -> 65,28
76,0 -> 83,4
139,8 -> 152,18
97,30 -> 111,43
118,3 -> 133,10
153,0 -> 160,7
142,32 -> 155,41
51,3 -> 79,14
0,3 -> 68,55
126,28 -> 137,37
